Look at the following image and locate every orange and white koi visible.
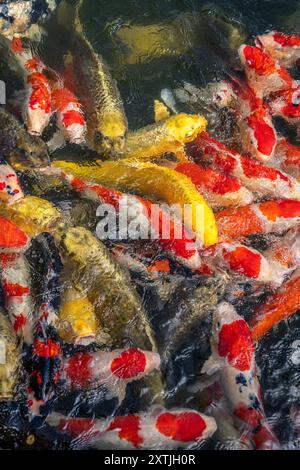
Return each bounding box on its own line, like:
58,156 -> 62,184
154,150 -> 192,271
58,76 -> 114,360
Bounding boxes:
47,407 -> 217,449
238,44 -> 295,99
61,348 -> 161,404
0,161 -> 24,205
275,138 -> 300,180
250,269 -> 300,341
256,31 -> 300,68
192,132 -> 300,200
175,162 -> 253,209
0,217 -> 35,344
216,199 -> 300,240
202,302 -> 280,449
11,37 -> 52,135
212,79 -> 276,162
45,169 -> 202,270
50,85 -> 86,146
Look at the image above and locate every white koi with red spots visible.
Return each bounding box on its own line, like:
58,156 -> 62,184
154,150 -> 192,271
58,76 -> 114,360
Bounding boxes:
192,132 -> 300,200
47,407 -> 217,449
256,31 -> 300,68
61,348 -> 161,404
51,85 -> 86,145
238,44 -> 295,99
275,138 -> 300,180
212,79 -> 277,162
0,161 -> 24,204
11,37 -> 52,135
201,302 -> 280,449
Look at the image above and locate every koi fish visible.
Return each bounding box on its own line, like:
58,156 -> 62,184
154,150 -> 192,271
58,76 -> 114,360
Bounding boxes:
175,162 -> 253,209
202,302 -> 280,449
0,0 -> 61,38
47,407 -> 217,449
275,138 -> 300,180
250,269 -> 300,340
0,307 -> 20,399
216,199 -> 300,239
45,168 -> 202,270
60,348 -> 161,404
268,86 -> 300,125
50,85 -> 86,146
202,241 -> 278,284
0,161 -> 24,205
0,106 -> 50,170
212,79 -> 276,162
256,31 -> 300,68
238,44 -> 295,99
192,132 -> 300,200
11,37 -> 52,135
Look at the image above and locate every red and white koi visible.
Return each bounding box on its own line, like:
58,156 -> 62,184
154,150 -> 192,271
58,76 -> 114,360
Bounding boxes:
50,85 -> 86,146
175,162 -> 253,209
11,37 -> 52,136
216,199 -> 300,240
202,241 -> 279,284
238,44 -> 295,99
256,31 -> 300,68
61,348 -> 161,404
202,302 -> 280,449
275,138 -> 300,180
212,79 -> 276,162
0,217 -> 35,344
0,161 -> 24,205
47,407 -> 217,449
250,268 -> 300,341
191,132 -> 300,200
42,169 -> 202,270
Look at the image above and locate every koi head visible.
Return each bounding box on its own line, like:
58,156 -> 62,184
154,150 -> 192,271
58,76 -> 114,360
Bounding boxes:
211,302 -> 254,371
239,44 -> 276,76
269,87 -> 300,123
165,113 -> 207,143
0,161 -> 24,204
93,111 -> 128,157
211,81 -> 236,108
12,133 -> 50,170
256,32 -> 300,67
245,109 -> 277,161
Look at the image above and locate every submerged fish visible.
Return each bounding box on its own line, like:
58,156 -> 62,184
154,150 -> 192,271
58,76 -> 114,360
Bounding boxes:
202,302 -> 280,449
0,106 -> 50,170
0,0 -> 61,38
0,307 -> 20,399
47,407 -> 217,449
122,114 -> 207,163
56,226 -> 157,352
0,161 -> 24,205
153,100 -> 170,123
256,31 -> 300,68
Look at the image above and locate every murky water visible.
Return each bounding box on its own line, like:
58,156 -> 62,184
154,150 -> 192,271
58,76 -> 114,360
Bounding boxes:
1,0 -> 300,450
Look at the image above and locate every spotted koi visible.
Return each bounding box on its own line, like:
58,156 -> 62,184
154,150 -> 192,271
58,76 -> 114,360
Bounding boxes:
0,161 -> 24,205
256,31 -> 300,68
275,138 -> 300,180
202,302 -> 280,449
47,407 -> 217,449
191,132 -> 300,200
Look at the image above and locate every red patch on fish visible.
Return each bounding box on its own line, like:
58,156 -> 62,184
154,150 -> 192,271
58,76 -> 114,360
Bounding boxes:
246,114 -> 276,157
25,58 -> 41,72
156,412 -> 206,442
218,319 -> 254,370
107,415 -> 143,448
51,88 -> 80,111
64,353 -> 93,388
3,281 -> 29,298
148,260 -> 171,274
260,199 -> 300,221
176,162 -> 241,195
58,418 -> 96,438
241,155 -> 289,182
32,338 -> 61,358
242,45 -> 276,75
111,348 -> 146,379
0,182 -> 6,190
0,217 -> 29,249
11,37 -> 23,53
222,246 -> 262,279
13,314 -> 27,332
273,32 -> 300,47
63,110 -> 85,128
234,403 -> 262,428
